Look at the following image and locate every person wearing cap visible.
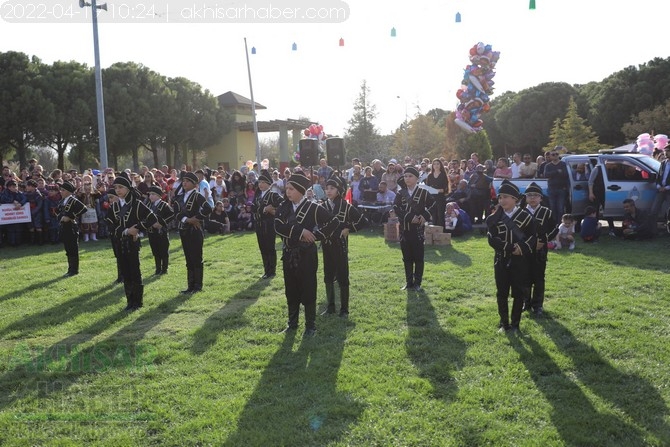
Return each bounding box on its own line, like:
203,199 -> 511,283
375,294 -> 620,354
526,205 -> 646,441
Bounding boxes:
147,186 -> 174,276
523,182 -> 558,316
486,179 -> 537,334
107,176 -> 158,311
393,165 -> 435,292
321,174 -> 368,317
252,170 -> 284,279
103,188 -> 124,283
57,181 -> 87,276
274,171 -> 339,336
173,171 -> 213,294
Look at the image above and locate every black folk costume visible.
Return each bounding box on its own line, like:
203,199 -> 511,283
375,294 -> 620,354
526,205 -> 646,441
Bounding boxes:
486,180 -> 537,333
322,176 -> 368,317
173,172 -> 213,294
57,181 -> 87,277
523,182 -> 558,316
104,189 -> 124,283
146,186 -> 175,276
274,172 -> 338,336
393,167 -> 435,291
107,177 -> 158,311
252,171 -> 283,279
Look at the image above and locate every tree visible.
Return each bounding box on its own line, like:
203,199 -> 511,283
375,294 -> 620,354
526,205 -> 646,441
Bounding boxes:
406,114 -> 446,161
344,80 -> 382,164
544,97 -> 608,153
0,52 -> 54,169
621,98 -> 670,141
37,60 -> 94,170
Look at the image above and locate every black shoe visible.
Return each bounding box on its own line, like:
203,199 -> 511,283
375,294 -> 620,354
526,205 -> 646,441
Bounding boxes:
413,285 -> 423,292
339,310 -> 349,318
497,322 -> 511,333
302,328 -> 316,337
401,283 -> 414,290
280,325 -> 298,334
510,326 -> 522,335
180,288 -> 194,294
534,307 -> 544,317
191,287 -> 202,294
64,272 -> 78,277
261,273 -> 276,279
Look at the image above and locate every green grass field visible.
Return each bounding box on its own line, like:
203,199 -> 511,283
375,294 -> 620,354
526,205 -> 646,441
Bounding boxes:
0,228 -> 669,446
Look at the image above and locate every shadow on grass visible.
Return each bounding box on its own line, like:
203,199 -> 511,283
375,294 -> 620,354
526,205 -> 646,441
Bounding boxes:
0,293 -> 191,414
0,284 -> 122,339
510,332 -> 646,445
425,245 -> 472,267
189,279 -> 272,355
538,317 -> 670,443
405,289 -> 466,401
223,324 -> 364,446
0,277 -> 65,303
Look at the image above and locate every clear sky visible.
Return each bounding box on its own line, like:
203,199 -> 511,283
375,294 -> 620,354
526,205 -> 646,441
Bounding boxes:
1,0 -> 669,138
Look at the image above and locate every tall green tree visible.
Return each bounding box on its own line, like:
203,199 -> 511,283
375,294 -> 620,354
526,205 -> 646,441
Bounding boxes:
0,51 -> 54,169
38,60 -> 94,170
344,80 -> 382,164
544,97 -> 607,153
621,98 -> 670,141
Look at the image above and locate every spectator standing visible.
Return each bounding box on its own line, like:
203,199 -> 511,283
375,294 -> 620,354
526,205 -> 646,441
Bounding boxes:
425,159 -> 449,227
510,152 -> 523,179
519,154 -> 538,178
0,180 -> 27,247
544,148 -> 570,220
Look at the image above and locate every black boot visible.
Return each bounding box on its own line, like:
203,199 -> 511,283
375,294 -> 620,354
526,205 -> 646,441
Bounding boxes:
180,269 -> 194,294
401,261 -> 414,290
268,251 -> 277,277
123,284 -> 134,311
133,284 -> 144,309
65,256 -> 79,277
339,283 -> 350,318
192,265 -> 203,292
304,300 -> 316,336
321,282 -> 336,315
115,261 -> 123,284
282,304 -> 300,332
161,256 -> 169,275
154,258 -> 161,276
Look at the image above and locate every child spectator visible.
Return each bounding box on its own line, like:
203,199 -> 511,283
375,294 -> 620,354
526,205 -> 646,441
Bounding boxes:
580,206 -> 601,243
44,185 -> 62,244
0,180 -> 27,246
550,214 -> 576,251
220,198 -> 238,231
444,201 -> 473,236
206,200 -> 230,234
24,179 -> 45,245
237,202 -> 254,230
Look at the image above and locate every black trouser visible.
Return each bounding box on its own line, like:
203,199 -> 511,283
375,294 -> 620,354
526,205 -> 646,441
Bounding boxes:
400,228 -> 424,286
255,219 -> 277,276
431,194 -> 446,227
148,230 -> 170,273
529,248 -> 548,310
110,235 -> 123,280
60,222 -> 79,274
323,237 -> 349,286
282,244 -> 318,330
119,237 -> 142,286
494,254 -> 531,328
180,227 -> 204,290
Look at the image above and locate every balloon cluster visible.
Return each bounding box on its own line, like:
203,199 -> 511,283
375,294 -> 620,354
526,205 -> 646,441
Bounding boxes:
454,42 -> 500,133
304,123 -> 327,142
